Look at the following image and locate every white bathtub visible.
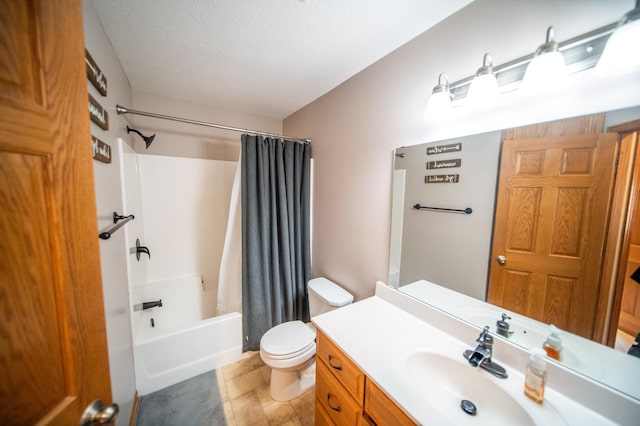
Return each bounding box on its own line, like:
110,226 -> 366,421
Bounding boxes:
132,275 -> 242,395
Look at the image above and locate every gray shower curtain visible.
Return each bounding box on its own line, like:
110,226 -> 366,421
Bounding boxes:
241,134 -> 312,351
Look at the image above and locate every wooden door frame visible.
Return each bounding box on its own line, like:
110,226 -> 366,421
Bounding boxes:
598,119 -> 640,346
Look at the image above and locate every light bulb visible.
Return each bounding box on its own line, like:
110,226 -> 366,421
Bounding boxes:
423,73 -> 452,122
594,15 -> 640,76
466,53 -> 498,109
520,27 -> 567,95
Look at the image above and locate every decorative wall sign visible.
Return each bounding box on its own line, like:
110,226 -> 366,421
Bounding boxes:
88,94 -> 109,130
85,49 -> 107,96
91,135 -> 111,163
426,158 -> 462,169
425,174 -> 460,184
427,142 -> 462,155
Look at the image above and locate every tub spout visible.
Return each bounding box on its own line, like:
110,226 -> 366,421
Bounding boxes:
143,299 -> 162,310
134,299 -> 163,311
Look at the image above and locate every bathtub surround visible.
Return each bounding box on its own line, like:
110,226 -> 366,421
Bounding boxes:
126,227 -> 242,395
241,136 -> 312,351
136,370 -> 226,426
137,154 -> 236,295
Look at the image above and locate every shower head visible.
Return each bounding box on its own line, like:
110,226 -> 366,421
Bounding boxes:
126,126 -> 156,149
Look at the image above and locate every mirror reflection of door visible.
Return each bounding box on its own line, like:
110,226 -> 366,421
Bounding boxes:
487,115 -> 619,340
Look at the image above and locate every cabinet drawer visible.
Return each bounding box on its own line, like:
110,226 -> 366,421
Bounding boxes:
365,379 -> 417,426
315,400 -> 334,426
316,358 -> 363,426
317,331 -> 365,404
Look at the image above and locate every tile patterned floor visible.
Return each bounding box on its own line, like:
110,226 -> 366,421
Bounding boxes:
217,352 -> 315,426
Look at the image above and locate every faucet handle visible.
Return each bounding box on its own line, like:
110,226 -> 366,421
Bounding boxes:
497,313 -> 511,330
496,314 -> 514,337
477,325 -> 492,344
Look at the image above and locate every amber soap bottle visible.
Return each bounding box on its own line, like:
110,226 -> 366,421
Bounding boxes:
524,348 -> 547,404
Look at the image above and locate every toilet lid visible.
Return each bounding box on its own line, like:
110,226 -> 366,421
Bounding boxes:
261,320 -> 315,357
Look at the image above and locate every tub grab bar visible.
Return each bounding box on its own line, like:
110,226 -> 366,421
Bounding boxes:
99,212 -> 135,240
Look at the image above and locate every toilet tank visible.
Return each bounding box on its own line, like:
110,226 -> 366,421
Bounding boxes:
307,277 -> 354,317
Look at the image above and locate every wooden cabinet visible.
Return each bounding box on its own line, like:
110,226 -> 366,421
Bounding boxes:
365,379 -> 416,426
315,330 -> 417,426
316,330 -> 366,404
316,359 -> 364,425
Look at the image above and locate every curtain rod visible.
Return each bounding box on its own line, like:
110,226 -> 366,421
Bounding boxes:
116,105 -> 311,144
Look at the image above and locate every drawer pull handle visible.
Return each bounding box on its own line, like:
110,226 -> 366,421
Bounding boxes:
328,354 -> 343,371
327,393 -> 342,412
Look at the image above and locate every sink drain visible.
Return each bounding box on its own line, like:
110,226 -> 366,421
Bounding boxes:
460,399 -> 477,416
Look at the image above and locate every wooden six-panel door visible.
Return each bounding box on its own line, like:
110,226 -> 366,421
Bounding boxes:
0,1 -> 113,424
488,117 -> 618,339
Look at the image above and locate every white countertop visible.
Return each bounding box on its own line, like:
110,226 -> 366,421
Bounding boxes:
312,285 -> 636,425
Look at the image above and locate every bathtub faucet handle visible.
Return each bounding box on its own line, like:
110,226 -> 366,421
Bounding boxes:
135,238 -> 150,260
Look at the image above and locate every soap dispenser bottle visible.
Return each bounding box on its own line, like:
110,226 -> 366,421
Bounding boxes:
524,348 -> 547,404
543,324 -> 563,361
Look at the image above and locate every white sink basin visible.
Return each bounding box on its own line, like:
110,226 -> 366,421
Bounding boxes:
405,351 -> 535,425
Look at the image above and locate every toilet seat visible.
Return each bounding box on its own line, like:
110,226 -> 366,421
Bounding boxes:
260,320 -> 315,359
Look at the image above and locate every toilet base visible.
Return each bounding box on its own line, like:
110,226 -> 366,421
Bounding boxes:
269,360 -> 316,401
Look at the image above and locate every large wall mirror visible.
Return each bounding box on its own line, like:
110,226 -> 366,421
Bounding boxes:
389,105 -> 640,401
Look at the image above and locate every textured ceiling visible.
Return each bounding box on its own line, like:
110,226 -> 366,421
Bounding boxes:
92,0 -> 473,120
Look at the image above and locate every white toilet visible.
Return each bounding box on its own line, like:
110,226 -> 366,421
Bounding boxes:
259,277 -> 353,401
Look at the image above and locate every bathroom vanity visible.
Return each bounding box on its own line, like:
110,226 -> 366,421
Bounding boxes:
315,329 -> 416,425
312,282 -> 640,425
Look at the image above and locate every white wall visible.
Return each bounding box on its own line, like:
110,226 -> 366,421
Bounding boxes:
284,0 -> 638,301
83,1 -> 136,423
137,155 -> 237,300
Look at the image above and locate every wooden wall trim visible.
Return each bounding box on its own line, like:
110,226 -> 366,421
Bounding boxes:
595,131 -> 638,343
606,130 -> 640,347
502,114 -> 605,139
608,119 -> 640,134
129,391 -> 139,426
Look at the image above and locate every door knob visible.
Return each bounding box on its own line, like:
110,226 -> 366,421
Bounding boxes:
80,399 -> 119,425
497,255 -> 506,265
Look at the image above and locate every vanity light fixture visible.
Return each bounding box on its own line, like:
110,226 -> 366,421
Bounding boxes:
519,26 -> 567,94
465,53 -> 498,108
422,16 -> 638,122
423,72 -> 452,121
594,1 -> 640,76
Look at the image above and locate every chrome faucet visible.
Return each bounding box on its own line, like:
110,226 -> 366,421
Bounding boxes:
496,313 -> 514,338
463,326 -> 508,379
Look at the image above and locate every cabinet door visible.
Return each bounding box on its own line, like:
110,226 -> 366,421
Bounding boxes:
365,379 -> 417,426
317,331 -> 365,404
